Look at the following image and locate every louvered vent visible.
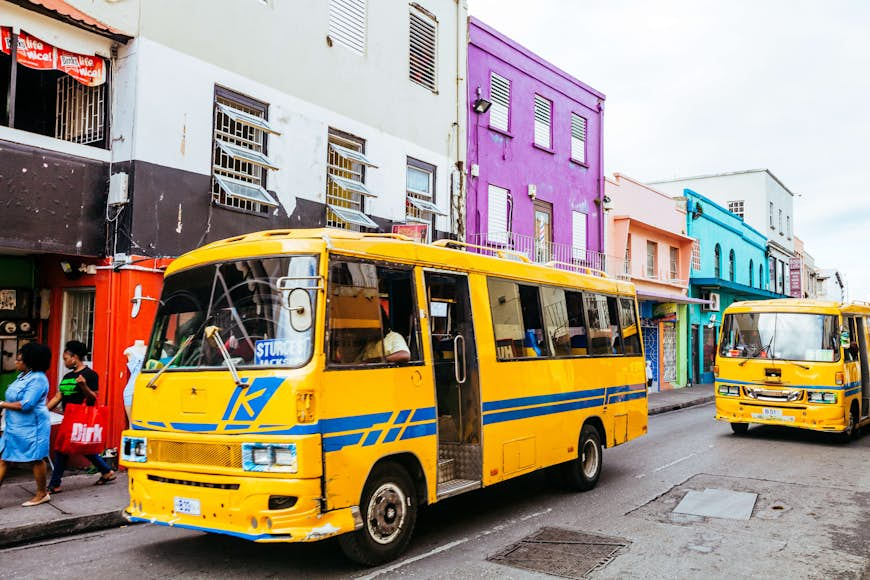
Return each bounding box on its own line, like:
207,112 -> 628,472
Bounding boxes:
534,95 -> 551,148
571,113 -> 586,162
489,72 -> 510,131
328,0 -> 367,55
409,8 -> 437,91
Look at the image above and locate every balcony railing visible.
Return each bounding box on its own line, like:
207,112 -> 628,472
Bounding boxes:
636,265 -> 689,287
465,232 -> 630,280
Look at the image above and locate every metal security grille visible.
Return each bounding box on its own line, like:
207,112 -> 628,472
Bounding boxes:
55,76 -> 105,145
150,440 -> 242,469
642,321 -> 659,390
329,0 -> 366,54
571,113 -> 586,162
728,200 -> 744,219
489,72 -> 510,131
406,161 -> 442,232
63,289 -> 95,361
534,94 -> 551,148
662,322 -> 677,383
326,131 -> 366,230
691,239 -> 701,272
212,92 -> 276,214
409,8 -> 437,91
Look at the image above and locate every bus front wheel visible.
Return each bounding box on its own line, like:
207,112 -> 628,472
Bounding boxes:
838,404 -> 859,444
338,462 -> 417,566
730,422 -> 749,435
561,424 -> 602,492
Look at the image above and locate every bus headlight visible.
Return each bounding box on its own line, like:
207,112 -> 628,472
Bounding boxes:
242,443 -> 298,473
122,436 -> 148,463
807,391 -> 837,404
718,384 -> 740,396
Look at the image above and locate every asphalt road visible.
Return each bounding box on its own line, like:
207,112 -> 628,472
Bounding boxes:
3,403 -> 869,579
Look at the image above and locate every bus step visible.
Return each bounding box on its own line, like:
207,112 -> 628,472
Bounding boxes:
437,478 -> 481,500
438,458 -> 456,484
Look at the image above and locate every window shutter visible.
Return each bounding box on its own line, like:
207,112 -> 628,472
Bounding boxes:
487,185 -> 509,238
572,211 -> 587,257
534,95 -> 551,148
409,9 -> 437,91
328,0 -> 367,55
571,114 -> 586,162
489,72 -> 510,131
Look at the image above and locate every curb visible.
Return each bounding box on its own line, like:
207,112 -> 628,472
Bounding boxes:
649,395 -> 715,416
0,509 -> 128,548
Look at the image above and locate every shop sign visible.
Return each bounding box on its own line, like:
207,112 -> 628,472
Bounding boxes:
392,224 -> 428,244
653,302 -> 678,319
1,27 -> 105,86
789,256 -> 802,298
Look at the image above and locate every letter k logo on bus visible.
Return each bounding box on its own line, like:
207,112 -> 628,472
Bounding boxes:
221,377 -> 284,422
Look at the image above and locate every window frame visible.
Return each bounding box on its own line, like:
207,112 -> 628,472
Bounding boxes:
328,0 -> 367,55
408,5 -> 438,93
714,244 -> 721,278
570,112 -> 587,164
669,246 -> 679,281
646,241 -> 658,278
533,94 -> 553,150
325,128 -> 375,231
488,71 -> 511,132
405,157 -> 443,237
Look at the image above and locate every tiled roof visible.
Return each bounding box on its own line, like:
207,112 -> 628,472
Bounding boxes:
10,0 -> 131,40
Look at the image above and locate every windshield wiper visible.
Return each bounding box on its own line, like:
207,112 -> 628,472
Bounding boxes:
146,335 -> 194,389
784,360 -> 811,370
205,326 -> 245,387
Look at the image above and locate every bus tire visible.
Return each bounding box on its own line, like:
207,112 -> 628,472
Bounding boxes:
838,403 -> 859,444
338,462 -> 417,566
561,424 -> 602,492
730,422 -> 749,435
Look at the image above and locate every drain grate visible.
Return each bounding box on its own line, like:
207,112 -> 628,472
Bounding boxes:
488,527 -> 630,579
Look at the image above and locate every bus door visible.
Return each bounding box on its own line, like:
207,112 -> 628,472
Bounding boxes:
858,317 -> 870,418
424,271 -> 482,498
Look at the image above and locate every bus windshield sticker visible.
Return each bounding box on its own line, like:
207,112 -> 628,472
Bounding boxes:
255,338 -> 311,366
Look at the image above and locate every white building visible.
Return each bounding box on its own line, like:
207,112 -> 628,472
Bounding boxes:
817,269 -> 847,302
61,0 -> 469,256
651,169 -> 795,295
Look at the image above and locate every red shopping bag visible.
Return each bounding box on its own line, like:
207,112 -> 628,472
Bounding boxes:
55,404 -> 108,455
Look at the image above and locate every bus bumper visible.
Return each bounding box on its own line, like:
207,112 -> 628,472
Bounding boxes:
715,398 -> 848,432
124,468 -> 361,542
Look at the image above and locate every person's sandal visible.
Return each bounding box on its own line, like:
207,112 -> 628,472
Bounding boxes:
95,473 -> 117,485
47,486 -> 63,494
22,494 -> 51,506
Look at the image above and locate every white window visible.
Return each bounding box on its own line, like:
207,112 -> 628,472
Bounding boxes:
487,185 -> 509,242
769,201 -> 775,228
326,129 -> 379,230
779,208 -> 783,234
59,288 -> 95,376
405,159 -> 445,236
646,241 -> 658,278
570,113 -> 586,163
534,95 -> 552,149
409,6 -> 437,92
489,72 -> 510,132
786,215 -> 791,239
212,88 -> 280,214
571,210 -> 587,260
727,200 -> 744,219
328,0 -> 367,55
670,246 -> 679,280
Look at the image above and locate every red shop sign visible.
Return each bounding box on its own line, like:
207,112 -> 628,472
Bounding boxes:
1,27 -> 105,86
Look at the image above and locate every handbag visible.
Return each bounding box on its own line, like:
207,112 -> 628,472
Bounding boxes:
55,403 -> 108,455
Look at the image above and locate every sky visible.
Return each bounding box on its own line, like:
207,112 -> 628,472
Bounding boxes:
468,0 -> 870,299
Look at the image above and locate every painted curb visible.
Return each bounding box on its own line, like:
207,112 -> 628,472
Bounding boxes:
649,395 -> 715,416
0,509 -> 129,548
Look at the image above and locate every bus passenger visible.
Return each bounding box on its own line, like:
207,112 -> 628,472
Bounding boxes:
357,308 -> 411,364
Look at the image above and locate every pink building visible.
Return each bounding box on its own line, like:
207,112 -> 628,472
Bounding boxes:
605,174 -> 704,389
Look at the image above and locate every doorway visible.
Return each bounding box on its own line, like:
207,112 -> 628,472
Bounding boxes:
424,271 -> 481,498
691,324 -> 700,385
533,200 -> 553,263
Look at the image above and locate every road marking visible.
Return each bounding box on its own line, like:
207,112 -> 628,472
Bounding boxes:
357,508 -> 552,579
653,453 -> 696,472
635,473 -> 646,479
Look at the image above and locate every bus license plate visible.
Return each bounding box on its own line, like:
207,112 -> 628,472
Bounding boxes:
174,496 -> 201,516
762,408 -> 782,418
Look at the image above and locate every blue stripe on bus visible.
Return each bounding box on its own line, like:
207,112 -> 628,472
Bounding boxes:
483,397 -> 606,425
608,391 -> 647,404
482,388 -> 607,412
322,432 -> 363,452
411,407 -> 436,422
169,423 -> 218,431
382,427 -> 402,444
846,387 -> 861,397
400,422 -> 437,440
606,385 -> 634,395
224,424 -> 251,431
362,430 -> 382,446
394,409 -> 411,424
126,516 -> 292,542
319,411 -> 392,434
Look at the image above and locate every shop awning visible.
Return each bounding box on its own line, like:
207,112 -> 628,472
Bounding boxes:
9,0 -> 131,42
690,277 -> 786,300
636,289 -> 711,305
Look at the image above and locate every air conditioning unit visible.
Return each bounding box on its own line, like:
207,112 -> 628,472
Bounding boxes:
702,292 -> 721,312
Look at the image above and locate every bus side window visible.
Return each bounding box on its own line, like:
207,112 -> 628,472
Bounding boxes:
584,293 -> 614,356
488,279 -> 549,359
618,297 -> 642,355
607,296 -> 624,355
541,286 -> 570,357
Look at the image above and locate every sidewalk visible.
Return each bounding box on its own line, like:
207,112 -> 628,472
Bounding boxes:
0,383 -> 715,548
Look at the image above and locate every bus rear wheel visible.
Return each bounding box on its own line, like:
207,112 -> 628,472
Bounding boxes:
338,462 -> 417,566
730,422 -> 749,435
561,424 -> 602,492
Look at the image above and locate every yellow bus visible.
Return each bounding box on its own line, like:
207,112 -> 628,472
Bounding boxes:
120,229 -> 647,565
715,299 -> 870,440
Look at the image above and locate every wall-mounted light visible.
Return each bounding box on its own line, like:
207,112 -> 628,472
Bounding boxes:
472,86 -> 491,114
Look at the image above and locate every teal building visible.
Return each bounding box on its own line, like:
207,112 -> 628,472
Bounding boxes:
684,189 -> 785,384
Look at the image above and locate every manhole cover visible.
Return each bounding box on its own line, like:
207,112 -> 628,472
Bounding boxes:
673,488 -> 757,520
488,527 -> 630,579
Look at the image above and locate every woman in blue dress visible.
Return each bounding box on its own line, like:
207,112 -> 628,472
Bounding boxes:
0,342 -> 52,506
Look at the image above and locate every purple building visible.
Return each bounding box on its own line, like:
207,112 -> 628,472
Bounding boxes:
466,18 -> 606,266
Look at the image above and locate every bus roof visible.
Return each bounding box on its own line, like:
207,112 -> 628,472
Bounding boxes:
166,228 -> 637,296
723,298 -> 870,315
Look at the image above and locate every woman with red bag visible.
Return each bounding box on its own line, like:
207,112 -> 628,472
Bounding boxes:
46,341 -> 115,493
0,343 -> 53,506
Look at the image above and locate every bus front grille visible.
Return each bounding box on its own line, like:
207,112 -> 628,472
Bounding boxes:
149,440 -> 243,469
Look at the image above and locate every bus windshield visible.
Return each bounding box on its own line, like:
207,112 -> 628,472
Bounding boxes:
719,312 -> 840,362
144,255 -> 319,370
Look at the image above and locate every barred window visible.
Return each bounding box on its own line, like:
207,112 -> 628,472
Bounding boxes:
405,158 -> 444,239
727,200 -> 744,219
691,239 -> 701,272
409,6 -> 437,92
326,129 -> 379,230
211,87 -> 280,214
55,76 -> 105,145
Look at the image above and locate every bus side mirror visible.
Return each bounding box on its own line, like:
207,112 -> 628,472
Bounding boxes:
288,289 -> 313,332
